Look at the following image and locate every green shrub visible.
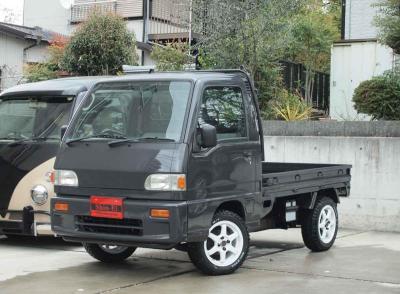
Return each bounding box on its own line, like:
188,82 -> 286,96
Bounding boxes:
266,89 -> 313,121
61,12 -> 138,76
376,0 -> 400,54
150,43 -> 192,71
24,63 -> 58,83
353,71 -> 400,120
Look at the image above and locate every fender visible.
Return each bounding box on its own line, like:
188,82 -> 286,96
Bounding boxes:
3,158 -> 55,224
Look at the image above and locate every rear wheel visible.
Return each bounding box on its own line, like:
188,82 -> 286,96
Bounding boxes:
187,210 -> 249,275
301,197 -> 338,252
83,243 -> 136,263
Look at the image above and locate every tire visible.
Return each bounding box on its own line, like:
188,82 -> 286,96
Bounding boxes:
187,210 -> 249,275
83,243 -> 136,263
301,197 -> 338,252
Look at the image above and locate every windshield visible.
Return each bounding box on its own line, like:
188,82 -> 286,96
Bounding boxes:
67,80 -> 192,142
0,96 -> 73,141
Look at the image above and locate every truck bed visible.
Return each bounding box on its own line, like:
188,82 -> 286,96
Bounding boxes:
262,162 -> 351,198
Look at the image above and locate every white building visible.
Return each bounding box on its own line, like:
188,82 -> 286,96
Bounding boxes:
0,22 -> 58,91
330,0 -> 395,120
23,0 -> 194,66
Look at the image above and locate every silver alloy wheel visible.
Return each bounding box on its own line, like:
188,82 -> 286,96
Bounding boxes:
204,220 -> 244,267
318,205 -> 337,244
100,245 -> 129,254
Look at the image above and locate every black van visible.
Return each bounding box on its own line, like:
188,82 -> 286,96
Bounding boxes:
0,77 -> 102,236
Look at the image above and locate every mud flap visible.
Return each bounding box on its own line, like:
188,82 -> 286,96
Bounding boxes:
22,206 -> 34,234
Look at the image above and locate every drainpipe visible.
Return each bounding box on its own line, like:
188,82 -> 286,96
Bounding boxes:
341,0 -> 346,40
144,0 -> 150,42
188,0 -> 193,55
23,40 -> 40,64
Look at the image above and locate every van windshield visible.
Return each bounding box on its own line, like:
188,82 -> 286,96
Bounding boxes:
67,80 -> 192,143
0,96 -> 73,141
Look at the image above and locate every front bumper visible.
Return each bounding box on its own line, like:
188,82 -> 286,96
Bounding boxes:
51,196 -> 188,249
0,206 -> 52,236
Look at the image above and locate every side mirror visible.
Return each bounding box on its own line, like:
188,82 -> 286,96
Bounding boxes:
60,125 -> 68,140
200,124 -> 217,148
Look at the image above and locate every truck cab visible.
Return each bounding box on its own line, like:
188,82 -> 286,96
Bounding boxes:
51,71 -> 351,275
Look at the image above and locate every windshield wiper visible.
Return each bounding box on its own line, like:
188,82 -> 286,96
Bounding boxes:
0,137 -> 19,141
108,137 -> 175,147
66,134 -> 127,146
7,136 -> 48,147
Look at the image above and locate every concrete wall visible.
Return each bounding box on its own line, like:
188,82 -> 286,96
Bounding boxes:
345,0 -> 378,40
263,121 -> 400,232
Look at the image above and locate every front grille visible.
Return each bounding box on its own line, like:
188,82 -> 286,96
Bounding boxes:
75,216 -> 143,236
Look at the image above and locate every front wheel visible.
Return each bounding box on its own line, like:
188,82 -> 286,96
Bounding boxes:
301,197 -> 338,252
83,243 -> 136,263
187,210 -> 249,275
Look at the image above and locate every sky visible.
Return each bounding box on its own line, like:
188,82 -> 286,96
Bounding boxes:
0,0 -> 24,24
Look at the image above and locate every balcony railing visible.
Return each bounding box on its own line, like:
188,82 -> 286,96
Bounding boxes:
71,0 -> 117,23
148,0 -> 190,39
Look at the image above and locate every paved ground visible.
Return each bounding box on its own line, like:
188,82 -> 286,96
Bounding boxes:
0,229 -> 399,294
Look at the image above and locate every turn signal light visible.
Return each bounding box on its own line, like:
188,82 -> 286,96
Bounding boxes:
150,209 -> 170,219
54,202 -> 69,212
177,175 -> 186,190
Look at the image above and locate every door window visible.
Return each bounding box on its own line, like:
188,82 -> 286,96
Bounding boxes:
199,86 -> 247,141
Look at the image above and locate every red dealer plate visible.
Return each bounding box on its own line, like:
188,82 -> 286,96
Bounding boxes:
90,196 -> 124,219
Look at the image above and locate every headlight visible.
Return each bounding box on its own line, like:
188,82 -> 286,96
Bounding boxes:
144,174 -> 186,191
31,185 -> 48,205
54,170 -> 79,187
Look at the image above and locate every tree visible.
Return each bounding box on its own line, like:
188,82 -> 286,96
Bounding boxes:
150,43 -> 192,71
353,70 -> 400,120
192,0 -> 305,109
61,12 -> 138,76
376,0 -> 400,54
286,6 -> 339,104
0,7 -> 19,24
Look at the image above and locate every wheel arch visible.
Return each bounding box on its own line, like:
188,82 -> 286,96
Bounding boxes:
317,189 -> 340,205
215,200 -> 246,221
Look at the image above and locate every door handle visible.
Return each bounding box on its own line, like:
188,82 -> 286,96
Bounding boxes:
243,151 -> 252,158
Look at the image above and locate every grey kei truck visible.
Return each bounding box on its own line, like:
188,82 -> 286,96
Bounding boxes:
51,70 -> 351,275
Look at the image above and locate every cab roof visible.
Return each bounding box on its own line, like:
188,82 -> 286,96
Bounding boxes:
0,77 -> 107,98
94,71 -> 248,83
0,71 -> 250,98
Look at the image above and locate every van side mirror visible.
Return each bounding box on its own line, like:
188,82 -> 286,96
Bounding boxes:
60,125 -> 68,140
200,124 -> 217,148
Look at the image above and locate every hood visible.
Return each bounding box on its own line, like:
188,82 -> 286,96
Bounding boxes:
55,142 -> 184,191
0,142 -> 59,212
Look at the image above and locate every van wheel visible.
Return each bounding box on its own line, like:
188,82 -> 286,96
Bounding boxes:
301,197 -> 338,252
187,210 -> 249,275
83,243 -> 136,263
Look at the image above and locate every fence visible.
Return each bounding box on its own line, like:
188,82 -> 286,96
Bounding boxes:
71,1 -> 117,23
279,60 -> 330,113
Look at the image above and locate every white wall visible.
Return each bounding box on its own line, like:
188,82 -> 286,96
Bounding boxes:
0,32 -> 51,91
23,0 -> 71,35
265,135 -> 400,232
330,41 -> 394,120
25,44 -> 51,64
0,32 -> 27,90
345,0 -> 379,40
